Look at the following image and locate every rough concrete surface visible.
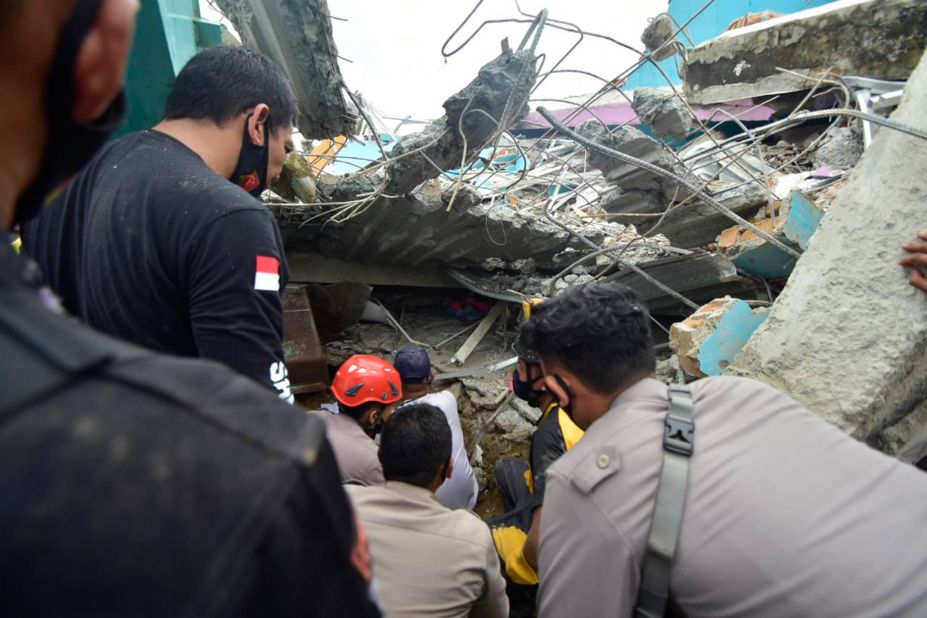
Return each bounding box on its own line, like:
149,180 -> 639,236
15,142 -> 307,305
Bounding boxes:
632,88 -> 693,140
728,49 -> 927,442
812,126 -> 864,171
386,50 -> 536,195
683,0 -> 927,104
213,0 -> 353,138
281,176 -> 625,270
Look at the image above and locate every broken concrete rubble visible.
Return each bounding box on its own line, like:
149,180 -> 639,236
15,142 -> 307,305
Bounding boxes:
576,119 -> 679,193
386,49 -> 536,195
812,126 -> 864,171
728,47 -> 927,444
632,88 -> 693,140
670,296 -> 768,377
607,252 -> 765,316
683,0 -> 927,105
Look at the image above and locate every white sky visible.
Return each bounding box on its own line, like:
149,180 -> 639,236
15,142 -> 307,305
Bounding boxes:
199,0 -> 667,123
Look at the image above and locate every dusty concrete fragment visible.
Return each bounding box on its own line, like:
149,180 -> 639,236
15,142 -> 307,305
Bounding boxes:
671,297 -> 741,377
494,407 -> 535,441
386,50 -> 536,195
577,120 -> 676,192
212,0 -> 354,137
640,12 -> 677,62
683,0 -> 927,105
728,49 -> 927,442
632,88 -> 693,140
671,296 -> 768,377
812,127 -> 864,171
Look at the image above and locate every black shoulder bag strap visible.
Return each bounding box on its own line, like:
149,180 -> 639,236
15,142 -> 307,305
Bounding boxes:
0,287 -> 146,417
634,384 -> 695,618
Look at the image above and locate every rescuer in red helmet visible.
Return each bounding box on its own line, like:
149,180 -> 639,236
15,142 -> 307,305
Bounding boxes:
310,354 -> 404,485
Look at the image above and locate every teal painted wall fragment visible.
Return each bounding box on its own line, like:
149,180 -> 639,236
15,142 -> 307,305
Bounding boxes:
698,300 -> 769,376
783,190 -> 825,250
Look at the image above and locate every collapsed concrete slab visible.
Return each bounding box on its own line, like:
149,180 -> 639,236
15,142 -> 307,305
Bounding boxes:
281,175 -> 622,270
213,0 -> 354,138
728,48 -> 927,443
606,252 -> 765,315
683,0 -> 927,105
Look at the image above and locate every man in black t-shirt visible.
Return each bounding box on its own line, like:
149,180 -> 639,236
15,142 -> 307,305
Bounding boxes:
0,1 -> 378,615
22,45 -> 297,401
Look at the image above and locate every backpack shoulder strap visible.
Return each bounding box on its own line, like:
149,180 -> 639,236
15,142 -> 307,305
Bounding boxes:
634,384 -> 695,618
0,286 -> 146,417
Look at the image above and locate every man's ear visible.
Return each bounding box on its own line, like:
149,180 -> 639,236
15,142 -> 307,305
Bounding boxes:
426,373 -> 435,385
445,457 -> 454,481
72,0 -> 139,122
544,375 -> 571,407
246,103 -> 271,147
377,448 -> 383,465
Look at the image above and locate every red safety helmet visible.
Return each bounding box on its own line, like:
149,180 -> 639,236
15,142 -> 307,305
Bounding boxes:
331,354 -> 403,407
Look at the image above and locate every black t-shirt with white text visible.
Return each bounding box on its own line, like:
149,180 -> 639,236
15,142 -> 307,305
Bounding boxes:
22,130 -> 292,400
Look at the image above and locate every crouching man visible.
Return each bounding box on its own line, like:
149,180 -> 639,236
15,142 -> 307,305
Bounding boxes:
310,354 -> 403,485
393,346 -> 478,510
347,404 -> 508,618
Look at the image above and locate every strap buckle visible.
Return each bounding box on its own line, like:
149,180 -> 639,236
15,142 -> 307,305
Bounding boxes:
664,413 -> 694,456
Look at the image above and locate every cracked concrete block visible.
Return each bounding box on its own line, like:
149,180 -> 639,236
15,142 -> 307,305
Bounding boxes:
494,407 -> 534,441
632,88 -> 693,140
386,49 -> 536,195
812,127 -> 864,171
576,120 -> 676,192
727,49 -> 927,444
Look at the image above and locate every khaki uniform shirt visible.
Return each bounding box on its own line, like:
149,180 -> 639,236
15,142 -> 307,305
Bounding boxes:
309,410 -> 383,486
347,481 -> 508,618
539,376 -> 927,618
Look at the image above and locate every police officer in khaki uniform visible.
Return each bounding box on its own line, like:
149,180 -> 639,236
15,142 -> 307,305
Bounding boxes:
519,281 -> 927,618
347,403 -> 508,618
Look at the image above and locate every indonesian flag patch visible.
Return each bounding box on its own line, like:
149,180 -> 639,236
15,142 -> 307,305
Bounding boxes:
254,255 -> 281,292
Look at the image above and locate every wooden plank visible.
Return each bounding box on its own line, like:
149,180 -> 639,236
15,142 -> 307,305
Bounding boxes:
450,302 -> 507,365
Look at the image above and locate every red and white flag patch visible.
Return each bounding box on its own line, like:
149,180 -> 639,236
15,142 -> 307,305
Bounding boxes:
254,255 -> 281,292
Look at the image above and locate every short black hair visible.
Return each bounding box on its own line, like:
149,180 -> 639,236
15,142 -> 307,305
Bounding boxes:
338,401 -> 377,420
164,46 -> 297,134
519,281 -> 655,394
379,403 -> 451,488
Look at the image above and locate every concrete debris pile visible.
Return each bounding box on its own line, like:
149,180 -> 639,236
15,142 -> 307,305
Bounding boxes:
240,0 -> 927,463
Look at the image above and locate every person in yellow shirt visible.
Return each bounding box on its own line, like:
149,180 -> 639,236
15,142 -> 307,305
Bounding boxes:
490,330 -> 583,615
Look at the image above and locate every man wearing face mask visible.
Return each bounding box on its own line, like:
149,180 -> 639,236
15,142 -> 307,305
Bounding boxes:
21,45 -> 297,402
526,281 -> 927,618
311,354 -> 404,486
490,324 -> 583,615
0,1 -> 379,615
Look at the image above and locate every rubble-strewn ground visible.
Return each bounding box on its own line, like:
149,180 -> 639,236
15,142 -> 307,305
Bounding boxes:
304,290 -> 678,516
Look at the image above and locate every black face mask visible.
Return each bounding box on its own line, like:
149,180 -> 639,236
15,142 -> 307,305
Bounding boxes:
231,113 -> 270,198
15,0 -> 127,225
551,374 -> 575,409
512,368 -> 542,408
